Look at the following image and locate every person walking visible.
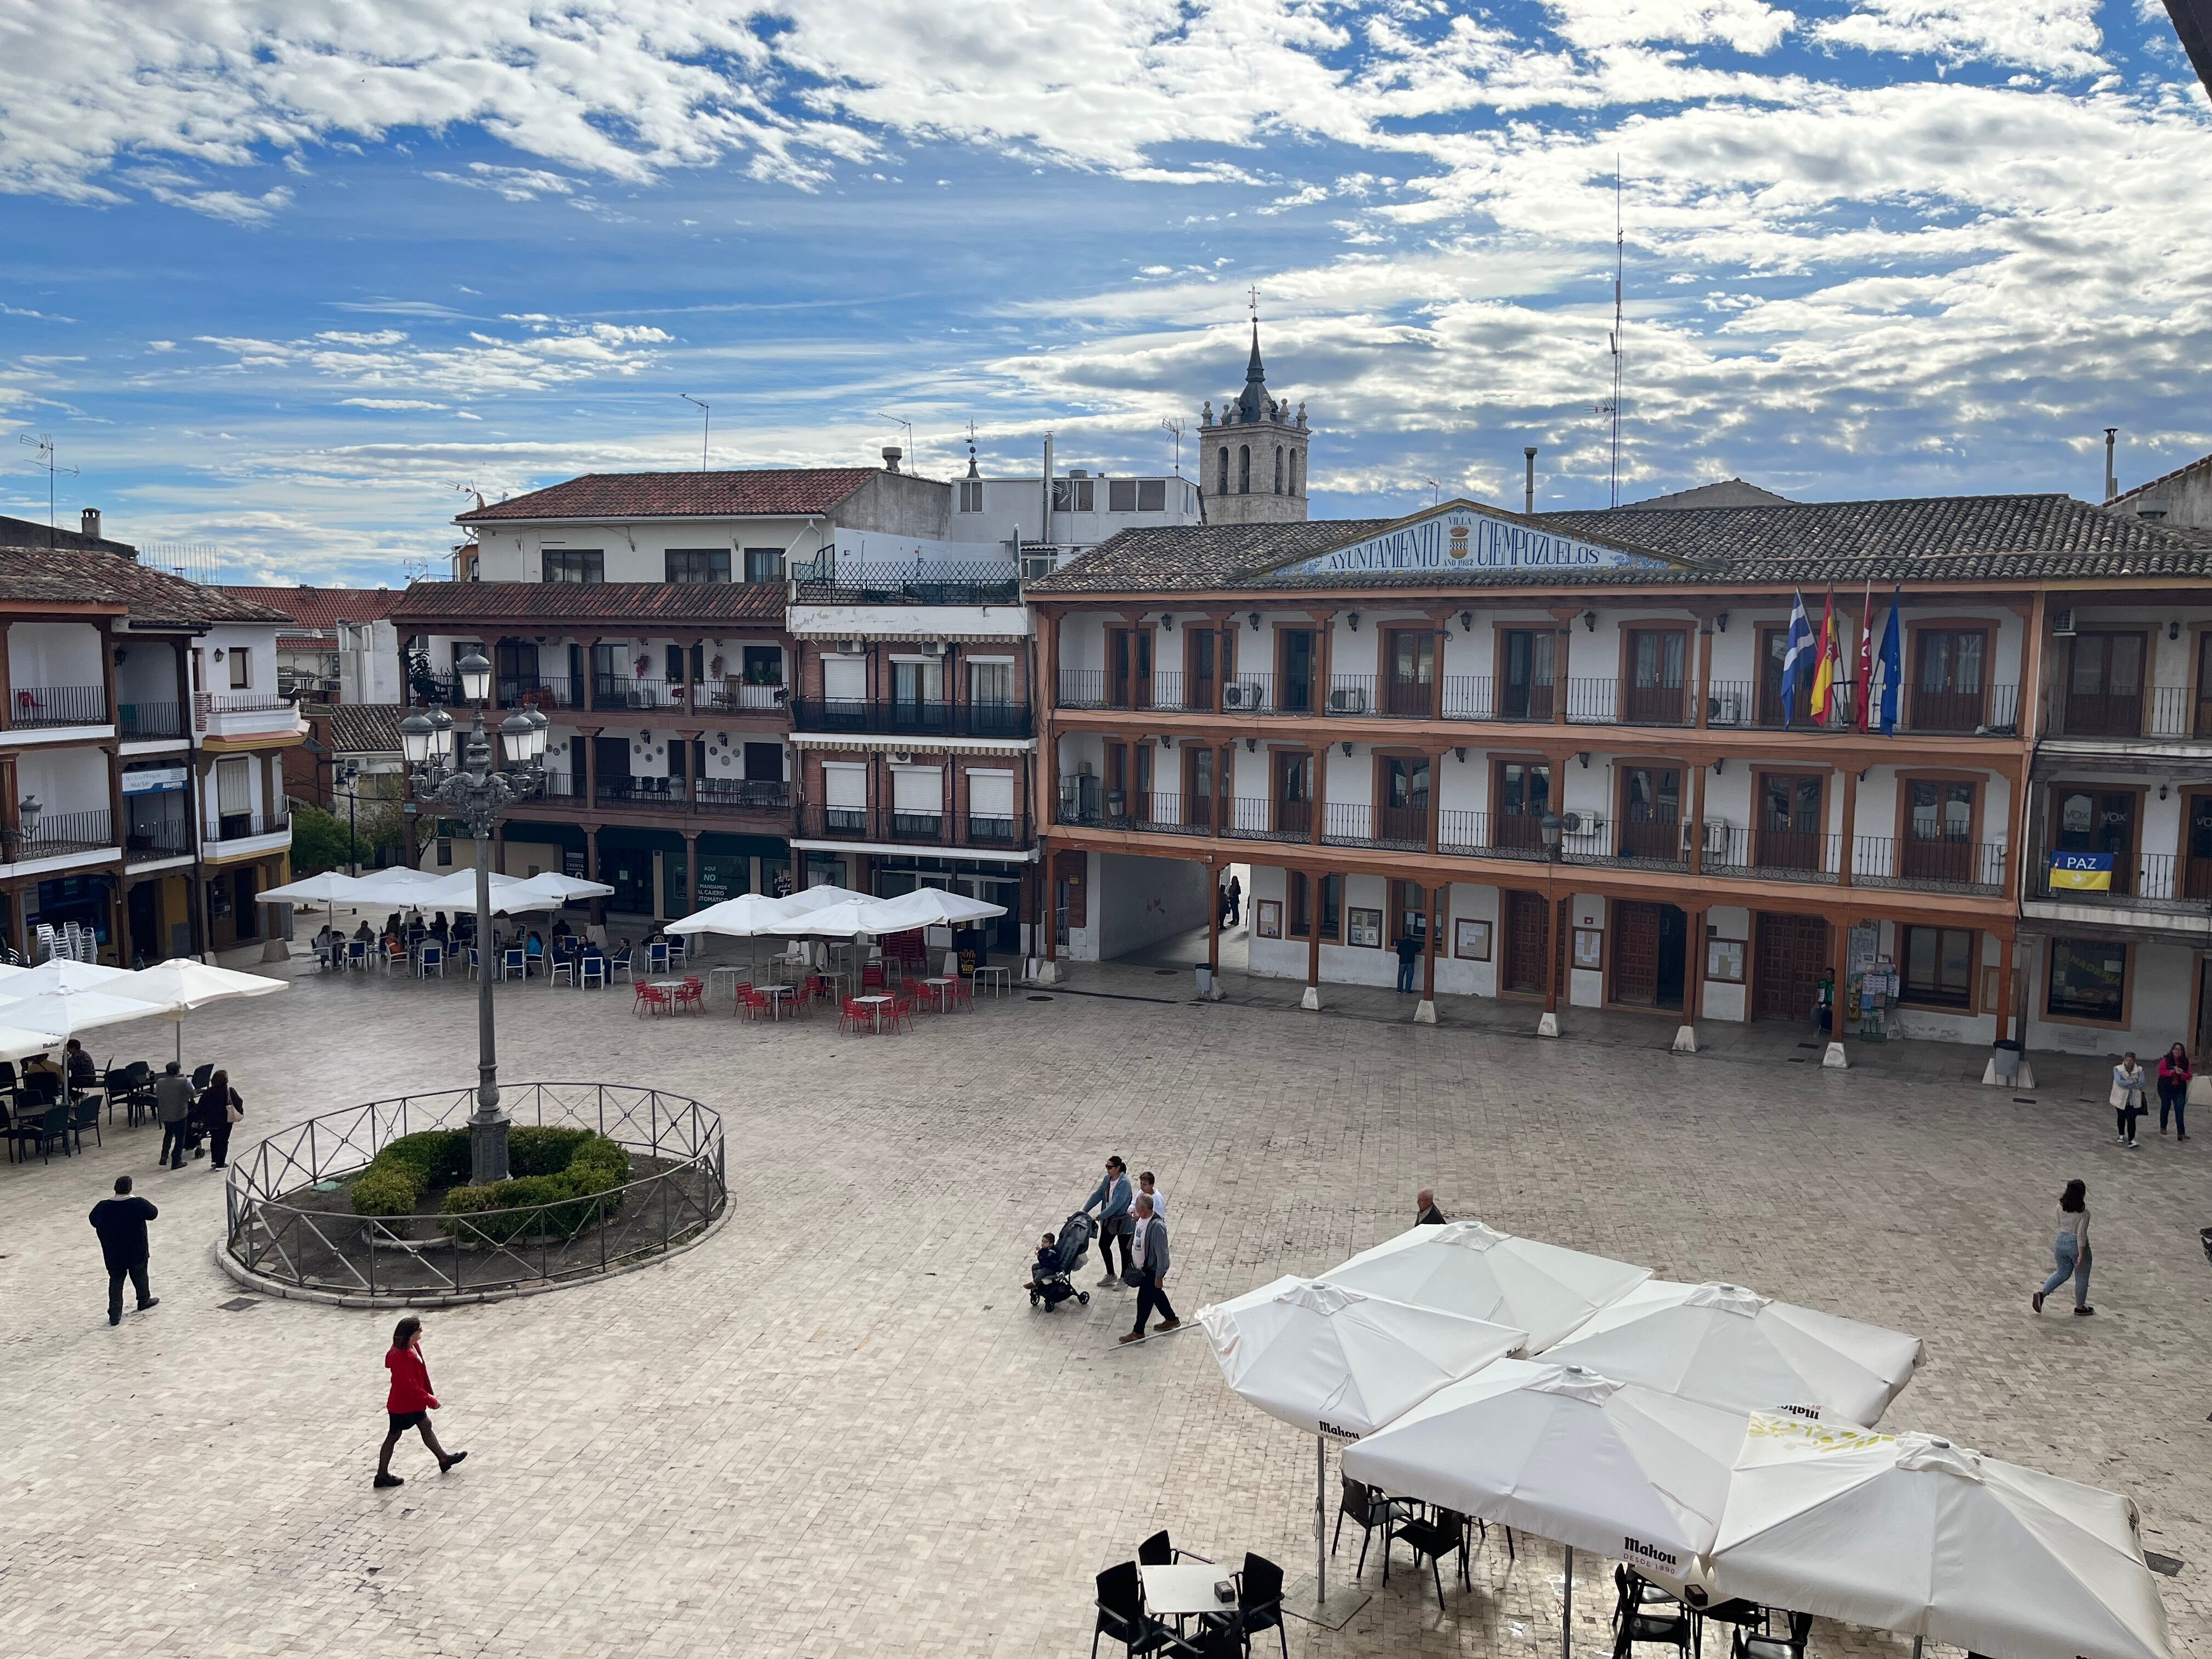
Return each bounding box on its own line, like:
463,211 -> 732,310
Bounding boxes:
2112,1052 -> 2147,1149
2157,1043 -> 2192,1140
376,1316 -> 467,1488
1394,928 -> 1421,994
1226,872 -> 1242,927
195,1068 -> 244,1171
153,1060 -> 195,1170
2032,1179 -> 2094,1317
1082,1156 -> 1134,1289
1117,1194 -> 1178,1343
88,1175 -> 160,1327
1136,1170 -> 1165,1220
1415,1188 -> 1448,1226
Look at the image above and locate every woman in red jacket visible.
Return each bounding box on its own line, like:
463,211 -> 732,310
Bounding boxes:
375,1316 -> 467,1488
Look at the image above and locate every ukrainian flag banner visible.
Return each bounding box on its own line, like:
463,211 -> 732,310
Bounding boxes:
2047,851 -> 2114,891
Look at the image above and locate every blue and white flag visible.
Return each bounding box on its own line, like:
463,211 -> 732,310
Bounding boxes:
1876,588 -> 1903,736
1780,588 -> 1815,726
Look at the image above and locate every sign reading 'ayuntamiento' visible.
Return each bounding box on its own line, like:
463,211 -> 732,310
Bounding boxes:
1273,506 -> 1669,578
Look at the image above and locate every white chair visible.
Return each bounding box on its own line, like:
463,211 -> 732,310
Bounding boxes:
548,957 -> 574,988
467,946 -> 482,981
647,941 -> 671,975
580,956 -> 606,990
665,935 -> 688,967
611,950 -> 635,985
418,944 -> 445,979
499,947 -> 526,981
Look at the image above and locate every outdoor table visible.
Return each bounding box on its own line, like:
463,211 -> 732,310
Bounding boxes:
1139,1563 -> 1234,1630
761,984 -> 794,1020
707,965 -> 747,1005
918,975 -> 953,1012
814,969 -> 848,998
973,964 -> 1011,998
855,992 -> 892,1032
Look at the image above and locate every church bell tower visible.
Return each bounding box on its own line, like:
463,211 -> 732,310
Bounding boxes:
1199,315 -> 1308,525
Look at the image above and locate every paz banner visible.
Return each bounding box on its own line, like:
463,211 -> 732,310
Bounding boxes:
2047,851 -> 2114,891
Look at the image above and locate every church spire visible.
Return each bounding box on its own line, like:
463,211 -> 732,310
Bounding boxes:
1246,318 -> 1265,384
1236,313 -> 1272,423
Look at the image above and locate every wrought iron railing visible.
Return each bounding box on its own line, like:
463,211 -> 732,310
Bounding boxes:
9,684 -> 107,727
224,1084 -> 726,1300
205,809 -> 289,842
119,701 -> 183,740
793,558 -> 1021,604
789,698 -> 1031,739
3,808 -> 114,862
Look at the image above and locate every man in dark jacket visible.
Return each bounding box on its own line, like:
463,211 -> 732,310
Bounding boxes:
89,1175 -> 161,1325
153,1061 -> 195,1169
1415,1188 -> 1448,1226
1395,930 -> 1422,994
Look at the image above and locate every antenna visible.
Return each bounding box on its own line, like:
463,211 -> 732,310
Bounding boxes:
874,412 -> 914,472
1160,416 -> 1185,476
1608,160 -> 1624,508
1248,284 -> 1260,321
16,433 -> 78,549
1423,477 -> 1441,507
680,394 -> 710,471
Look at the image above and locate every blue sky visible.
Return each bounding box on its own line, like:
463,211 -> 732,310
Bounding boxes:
2,0 -> 2207,584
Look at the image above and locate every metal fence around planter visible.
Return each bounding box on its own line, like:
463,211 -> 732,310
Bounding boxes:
225,1083 -> 726,1300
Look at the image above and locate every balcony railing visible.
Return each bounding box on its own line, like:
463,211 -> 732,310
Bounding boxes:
10,685 -> 108,728
205,809 -> 289,843
2029,850 -> 2212,913
5,808 -> 114,861
797,803 -> 1032,847
583,676 -> 786,716
211,693 -> 290,715
497,674 -> 582,711
789,698 -> 1032,740
2051,685 -> 2212,742
585,777 -> 791,817
1054,786 -> 1216,837
1707,680 -> 2019,736
119,701 -> 183,740
124,814 -> 192,861
1851,836 -> 2008,896
793,558 -> 1022,605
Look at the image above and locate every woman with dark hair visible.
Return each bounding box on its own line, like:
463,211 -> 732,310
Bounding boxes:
375,1316 -> 467,1488
2158,1043 -> 2192,1141
2033,1179 -> 2094,1317
193,1068 -> 242,1171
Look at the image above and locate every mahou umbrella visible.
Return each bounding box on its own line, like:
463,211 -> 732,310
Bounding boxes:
1327,1221 -> 1651,1351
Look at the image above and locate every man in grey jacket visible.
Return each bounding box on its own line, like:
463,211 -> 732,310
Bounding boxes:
153,1062 -> 195,1170
1118,1195 -> 1178,1343
1081,1155 -> 1133,1289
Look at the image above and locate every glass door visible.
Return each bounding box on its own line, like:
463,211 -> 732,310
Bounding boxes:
2064,634 -> 2145,737
1378,755 -> 1430,846
1385,628 -> 1435,717
1757,773 -> 1826,871
1499,630 -> 1554,720
1618,765 -> 1680,862
1622,629 -> 1686,725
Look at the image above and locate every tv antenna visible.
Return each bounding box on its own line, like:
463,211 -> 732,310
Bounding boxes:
17,433 -> 77,547
875,412 -> 914,472
1423,477 -> 1441,507
452,481 -> 486,512
1161,416 -> 1185,475
680,394 -> 710,471
1593,159 -> 1625,509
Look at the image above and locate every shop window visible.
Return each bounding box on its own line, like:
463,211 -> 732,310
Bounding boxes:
2046,938 -> 2126,1023
1901,926 -> 1974,1009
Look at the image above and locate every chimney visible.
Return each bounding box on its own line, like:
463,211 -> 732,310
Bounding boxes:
1042,432 -> 1055,541
2103,427 -> 2118,503
81,507 -> 101,542
1523,448 -> 1538,516
882,446 -> 902,474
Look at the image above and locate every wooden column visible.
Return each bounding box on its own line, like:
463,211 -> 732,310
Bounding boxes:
583,637 -> 601,712
684,832 -> 699,915
0,620 -> 13,732
1426,749 -> 1443,855
1992,926 -> 2015,1046
1306,876 -> 1323,989
112,870 -> 133,968
1684,906 -> 1706,1024
98,619 -> 119,727
584,827 -> 602,924
1313,610 -> 1336,716
1543,872 -> 1561,1017
1310,741 -> 1325,848
1695,616 -> 1714,730
680,731 -> 701,806
1422,882 -> 1441,1001
1214,742 -> 1231,838
1206,861 -> 1221,977
1830,911 -> 1852,1059
1044,855 -> 1059,963
581,726 -> 599,808
1553,612 -> 1574,726
1837,765 -> 1858,885
1688,763 -> 1707,877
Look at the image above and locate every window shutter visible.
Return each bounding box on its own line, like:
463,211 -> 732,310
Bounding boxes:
823,657 -> 866,701
216,757 -> 251,813
823,763 -> 866,809
968,770 -> 1014,817
893,766 -> 941,812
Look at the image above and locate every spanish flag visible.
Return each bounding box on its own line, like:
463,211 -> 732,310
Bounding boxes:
1810,589 -> 1838,723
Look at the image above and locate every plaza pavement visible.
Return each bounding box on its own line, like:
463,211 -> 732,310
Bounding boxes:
1,936 -> 2207,1659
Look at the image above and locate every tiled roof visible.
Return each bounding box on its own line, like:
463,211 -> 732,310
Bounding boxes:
215,585 -> 407,633
1623,478 -> 1794,510
0,544 -> 292,627
1031,495 -> 2212,595
455,468 -> 877,523
389,580 -> 788,628
324,703 -> 402,755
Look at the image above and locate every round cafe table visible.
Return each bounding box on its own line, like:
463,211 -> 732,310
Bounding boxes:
918,975 -> 953,1013
855,993 -> 893,1032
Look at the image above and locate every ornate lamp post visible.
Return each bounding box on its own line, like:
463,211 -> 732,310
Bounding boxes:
399,651 -> 549,1185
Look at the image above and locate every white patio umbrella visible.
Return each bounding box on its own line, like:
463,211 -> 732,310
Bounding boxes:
1199,1276 -> 1526,1616
1542,1282 -> 1923,1429
0,1018 -> 73,1062
1327,1221 -> 1652,1352
505,871 -> 614,904
256,871 -> 368,905
667,892 -> 803,938
1342,1359 -> 1748,1652
1,958 -> 130,993
866,887 -> 1007,929
781,883 -> 868,912
105,957 -> 285,1066
1711,1417 -> 2174,1659
0,986 -> 173,1048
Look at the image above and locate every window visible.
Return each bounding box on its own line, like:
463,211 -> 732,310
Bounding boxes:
1901,926 -> 1975,1008
215,755 -> 251,814
1391,880 -> 1428,947
822,655 -> 867,702
2047,938 -> 2127,1024
1290,451 -> 1302,496
436,838 -> 453,867
1110,478 -> 1137,514
958,479 -> 985,512
665,548 -> 730,584
742,742 -> 784,783
1217,447 -> 1229,496
741,645 -> 782,686
742,548 -> 783,585
1137,478 -> 1165,511
1238,445 -> 1251,493
1320,874 -> 1341,940
968,769 -> 1015,820
543,549 -> 604,584
227,649 -> 250,690
1289,871 -> 1311,937
1911,629 -> 1986,729
1273,446 -> 1284,494
969,659 -> 1013,706
1051,477 -> 1095,512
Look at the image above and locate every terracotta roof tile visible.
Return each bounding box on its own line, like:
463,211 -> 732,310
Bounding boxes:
455,469 -> 877,523
324,703 -> 403,754
215,585 -> 407,633
0,545 -> 292,626
388,580 -> 788,629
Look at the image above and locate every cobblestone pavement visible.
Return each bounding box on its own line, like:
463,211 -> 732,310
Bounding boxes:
2,941 -> 2208,1659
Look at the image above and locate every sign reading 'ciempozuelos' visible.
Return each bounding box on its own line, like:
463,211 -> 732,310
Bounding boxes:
1274,506 -> 1670,578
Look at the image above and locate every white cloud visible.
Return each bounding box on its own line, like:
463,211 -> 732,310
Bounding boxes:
338,397 -> 446,409
191,317 -> 673,398
1813,1 -> 2106,76
1541,0 -> 1796,54
424,162 -> 578,200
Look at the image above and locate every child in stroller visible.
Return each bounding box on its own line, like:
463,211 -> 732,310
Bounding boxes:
1026,1210 -> 1097,1310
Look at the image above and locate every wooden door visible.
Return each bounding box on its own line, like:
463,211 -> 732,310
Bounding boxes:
2186,792 -> 2212,901
1757,772 -> 1826,872
1184,628 -> 1216,713
1612,902 -> 1661,1005
1384,628 -> 1436,717
2064,634 -> 2144,737
1504,890 -> 1549,994
1622,629 -> 1687,725
1754,912 -> 1829,1020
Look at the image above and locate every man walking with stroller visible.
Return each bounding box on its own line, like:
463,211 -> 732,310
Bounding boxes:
1082,1155 -> 1134,1290
1118,1194 -> 1178,1343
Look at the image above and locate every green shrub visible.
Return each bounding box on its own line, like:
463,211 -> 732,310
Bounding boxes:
351,1161 -> 424,1217
438,1132 -> 631,1244
506,1125 -> 595,1176
351,1129 -> 470,1217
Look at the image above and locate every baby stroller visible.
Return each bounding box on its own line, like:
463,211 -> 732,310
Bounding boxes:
1028,1210 -> 1097,1311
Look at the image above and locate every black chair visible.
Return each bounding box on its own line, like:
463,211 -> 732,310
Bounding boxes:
1390,1505 -> 1470,1604
9,1102 -> 70,1163
1731,1613 -> 1812,1659
190,1063 -> 213,1091
1615,1569 -> 1691,1659
1684,1590 -> 1769,1658
1139,1530 -> 1211,1567
1093,1561 -> 1172,1659
67,1096 -> 101,1152
1331,1475 -> 1400,1579
1200,1552 -> 1286,1659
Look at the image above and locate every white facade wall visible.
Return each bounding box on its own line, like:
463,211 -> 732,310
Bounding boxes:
8,621 -> 103,698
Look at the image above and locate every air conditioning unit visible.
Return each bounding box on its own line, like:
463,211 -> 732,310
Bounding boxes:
1704,820 -> 1731,856
836,639 -> 864,656
889,751 -> 915,766
1076,760 -> 1095,776
1709,692 -> 1741,725
1558,811 -> 1587,836
1222,681 -> 1264,712
2051,608 -> 2075,637
1326,686 -> 1368,715
921,639 -> 946,657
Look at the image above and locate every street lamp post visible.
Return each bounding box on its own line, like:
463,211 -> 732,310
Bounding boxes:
400,652 -> 549,1186
332,761 -> 362,877
1539,808 -> 1565,1030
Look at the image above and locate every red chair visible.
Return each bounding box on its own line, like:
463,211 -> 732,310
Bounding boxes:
861,961 -> 887,992
739,987 -> 771,1023
913,979 -> 944,1014
674,977 -> 705,1014
945,977 -> 973,1013
837,995 -> 872,1036
634,984 -> 672,1018
727,980 -> 752,1015
886,994 -> 916,1034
